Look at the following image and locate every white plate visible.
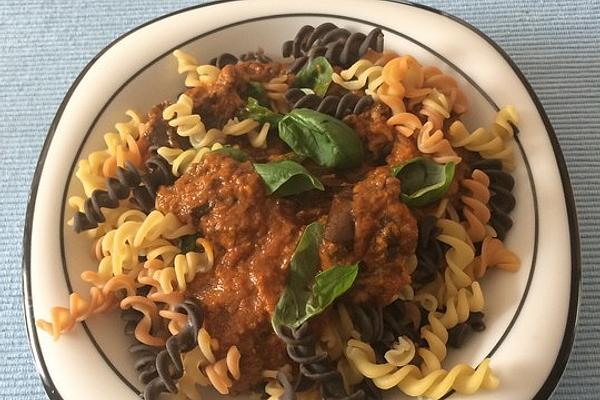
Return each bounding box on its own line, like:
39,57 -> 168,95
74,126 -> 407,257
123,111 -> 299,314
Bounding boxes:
22,1 -> 580,399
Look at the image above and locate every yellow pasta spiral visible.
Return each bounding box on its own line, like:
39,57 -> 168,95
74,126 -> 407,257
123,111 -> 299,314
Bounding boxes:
417,121 -> 462,165
172,328 -> 221,399
163,94 -> 212,147
74,110 -> 144,196
461,169 -> 493,243
419,89 -> 451,131
345,339 -> 498,400
448,119 -> 514,171
35,275 -> 136,340
158,143 -> 224,177
97,210 -> 194,279
418,282 -> 485,373
222,118 -> 270,148
436,219 -> 475,301
152,239 -> 215,294
332,59 -> 384,95
173,49 -> 221,87
264,75 -> 290,113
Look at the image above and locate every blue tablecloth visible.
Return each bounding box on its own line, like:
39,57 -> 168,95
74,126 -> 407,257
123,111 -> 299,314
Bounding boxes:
1,1 -> 598,398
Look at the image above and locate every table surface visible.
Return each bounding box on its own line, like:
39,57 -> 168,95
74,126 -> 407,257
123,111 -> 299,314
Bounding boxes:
1,0 -> 598,399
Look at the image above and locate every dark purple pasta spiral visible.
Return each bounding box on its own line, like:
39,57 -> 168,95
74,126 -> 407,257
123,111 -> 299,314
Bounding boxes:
285,88 -> 373,120
143,301 -> 204,400
282,23 -> 384,71
122,308 -> 161,385
239,49 -> 272,63
471,159 -> 515,240
121,286 -> 162,385
72,155 -> 175,233
413,216 -> 445,285
277,323 -> 368,400
209,53 -> 239,69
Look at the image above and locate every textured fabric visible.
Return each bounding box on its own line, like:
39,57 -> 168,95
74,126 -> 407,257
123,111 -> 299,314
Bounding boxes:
0,0 -> 598,399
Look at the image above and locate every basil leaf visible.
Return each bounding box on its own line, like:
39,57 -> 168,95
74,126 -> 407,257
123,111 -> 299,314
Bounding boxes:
272,221 -> 358,330
294,56 -> 334,96
246,81 -> 270,107
278,108 -> 364,169
239,97 -> 283,126
391,157 -> 455,207
254,160 -> 324,196
272,222 -> 323,330
212,146 -> 249,162
305,264 -> 359,316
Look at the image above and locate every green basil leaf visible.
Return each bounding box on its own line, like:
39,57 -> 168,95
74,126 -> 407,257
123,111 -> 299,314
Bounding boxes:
294,56 -> 334,96
272,222 -> 324,330
272,221 -> 358,330
305,264 -> 359,317
254,160 -> 324,197
238,97 -> 283,126
391,157 -> 455,207
278,108 -> 363,169
212,146 -> 249,162
246,81 -> 270,107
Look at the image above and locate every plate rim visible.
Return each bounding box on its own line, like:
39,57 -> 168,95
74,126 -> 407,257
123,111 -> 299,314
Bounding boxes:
21,1 -> 581,400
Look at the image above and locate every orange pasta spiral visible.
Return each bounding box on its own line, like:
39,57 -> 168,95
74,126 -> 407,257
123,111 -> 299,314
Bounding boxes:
36,275 -> 136,340
422,66 -> 468,114
468,237 -> 520,279
461,169 -> 492,243
205,346 -> 242,394
120,295 -> 166,346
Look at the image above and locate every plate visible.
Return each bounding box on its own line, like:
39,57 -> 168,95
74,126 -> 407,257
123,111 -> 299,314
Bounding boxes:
22,1 -> 580,399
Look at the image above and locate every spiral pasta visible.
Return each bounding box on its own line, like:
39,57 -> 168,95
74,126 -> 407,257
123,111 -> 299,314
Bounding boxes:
345,339 -> 498,400
285,88 -> 373,120
152,239 -> 215,293
74,110 -> 145,196
418,282 -> 484,373
460,169 -> 493,243
222,118 -> 270,148
417,121 -> 462,165
468,236 -> 520,279
386,112 -> 422,138
332,59 -> 384,95
144,302 -> 205,400
377,55 -> 430,115
205,346 -> 242,394
264,75 -> 290,113
96,210 -> 194,280
448,119 -> 514,171
472,159 -> 516,239
422,66 -> 468,114
163,94 -> 210,147
436,219 -> 475,301
173,50 -> 221,87
282,23 -> 384,71
419,89 -> 451,131
36,274 -> 137,340
175,328 -> 220,399
158,143 -> 224,177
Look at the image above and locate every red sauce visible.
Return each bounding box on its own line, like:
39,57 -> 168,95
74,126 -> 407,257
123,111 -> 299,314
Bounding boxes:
157,153 -> 302,391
